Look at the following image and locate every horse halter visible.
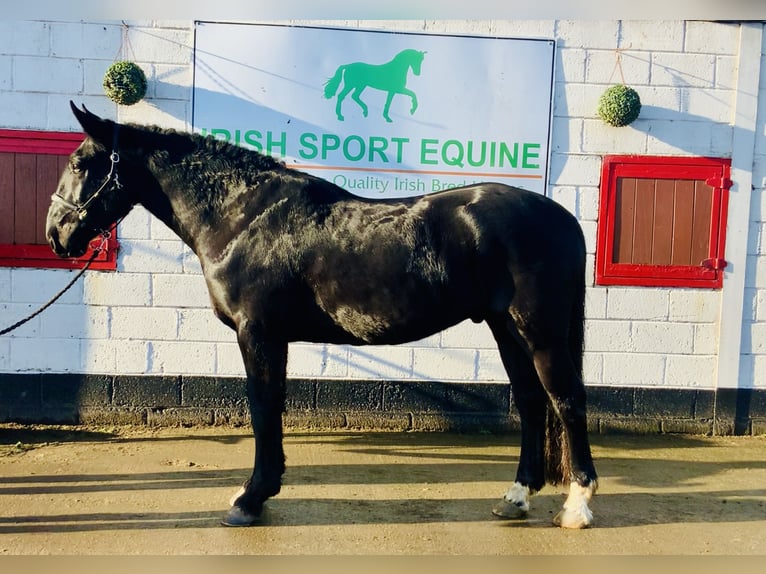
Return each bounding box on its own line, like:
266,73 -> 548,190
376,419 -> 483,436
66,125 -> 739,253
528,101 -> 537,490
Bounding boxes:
51,125 -> 123,222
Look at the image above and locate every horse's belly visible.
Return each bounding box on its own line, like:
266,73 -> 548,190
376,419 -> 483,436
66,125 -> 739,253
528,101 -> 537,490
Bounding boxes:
319,294 -> 468,345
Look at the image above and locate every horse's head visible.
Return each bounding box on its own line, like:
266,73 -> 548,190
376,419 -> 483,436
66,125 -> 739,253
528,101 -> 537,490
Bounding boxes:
46,102 -> 139,258
407,49 -> 426,76
393,49 -> 426,77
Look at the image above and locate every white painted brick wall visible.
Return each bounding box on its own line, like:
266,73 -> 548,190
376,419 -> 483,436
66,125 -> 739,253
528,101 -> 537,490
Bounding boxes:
117,239 -> 185,274
112,307 -> 179,341
620,21 -> 685,53
685,21 -> 740,55
412,348 -> 477,381
152,274 -> 210,308
669,291 -> 720,322
650,53 -> 717,88
0,270 -> 10,301
693,324 -> 718,356
0,56 -> 11,90
585,50 -> 651,85
606,289 -> 669,320
1,19 -> 764,393
0,21 -> 51,57
665,355 -> 716,388
12,269 -> 84,304
0,338 -> 9,371
556,21 -> 619,50
114,340 -> 150,374
476,350 -> 507,382
81,339 -> 117,373
742,28 -> 766,391
37,305 -> 110,340
150,340 -> 216,374
631,323 -> 695,354
286,344 -> 335,379
49,21 -> 122,60
82,273 -> 152,307
581,119 -> 648,154
603,353 -> 665,386
11,338 -> 81,372
348,347 -> 414,380
177,308 -> 233,342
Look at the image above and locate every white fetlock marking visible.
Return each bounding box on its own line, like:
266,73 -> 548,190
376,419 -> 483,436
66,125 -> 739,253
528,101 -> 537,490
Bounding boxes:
503,482 -> 530,512
554,481 -> 595,529
229,485 -> 246,507
491,481 -> 531,519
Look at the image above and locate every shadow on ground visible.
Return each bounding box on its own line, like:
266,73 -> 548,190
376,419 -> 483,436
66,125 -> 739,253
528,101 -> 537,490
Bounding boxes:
0,425 -> 765,535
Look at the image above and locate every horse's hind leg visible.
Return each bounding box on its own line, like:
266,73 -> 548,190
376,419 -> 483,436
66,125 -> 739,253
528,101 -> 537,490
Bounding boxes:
351,87 -> 368,117
487,317 -> 547,520
335,85 -> 353,121
503,275 -> 597,528
531,344 -> 597,528
223,325 -> 288,526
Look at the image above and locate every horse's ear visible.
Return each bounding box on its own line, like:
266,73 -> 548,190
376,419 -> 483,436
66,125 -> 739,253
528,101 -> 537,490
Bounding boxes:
70,101 -> 115,148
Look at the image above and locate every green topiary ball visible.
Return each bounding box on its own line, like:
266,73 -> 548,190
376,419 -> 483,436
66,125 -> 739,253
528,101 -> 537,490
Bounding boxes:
103,61 -> 147,106
597,84 -> 641,127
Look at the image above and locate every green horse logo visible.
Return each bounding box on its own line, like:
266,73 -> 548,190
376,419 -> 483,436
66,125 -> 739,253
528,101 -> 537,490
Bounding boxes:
323,49 -> 426,123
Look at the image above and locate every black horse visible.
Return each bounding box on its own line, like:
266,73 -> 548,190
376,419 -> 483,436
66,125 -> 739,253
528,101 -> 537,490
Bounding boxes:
47,103 -> 597,528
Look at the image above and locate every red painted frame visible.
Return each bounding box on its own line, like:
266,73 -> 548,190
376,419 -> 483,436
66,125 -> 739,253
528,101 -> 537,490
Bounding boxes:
0,129 -> 118,271
595,155 -> 731,289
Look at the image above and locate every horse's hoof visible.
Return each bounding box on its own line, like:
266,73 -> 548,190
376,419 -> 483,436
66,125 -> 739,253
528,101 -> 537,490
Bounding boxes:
221,506 -> 261,527
491,498 -> 528,520
552,508 -> 592,529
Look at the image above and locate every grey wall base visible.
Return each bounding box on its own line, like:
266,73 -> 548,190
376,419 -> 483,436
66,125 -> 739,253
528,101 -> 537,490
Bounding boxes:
1,373 -> 765,435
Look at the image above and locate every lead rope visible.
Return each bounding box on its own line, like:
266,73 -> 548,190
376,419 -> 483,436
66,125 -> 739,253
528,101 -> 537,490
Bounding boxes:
0,231 -> 112,336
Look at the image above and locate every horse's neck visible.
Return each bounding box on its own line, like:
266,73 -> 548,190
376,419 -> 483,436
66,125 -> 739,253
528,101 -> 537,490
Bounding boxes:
138,147 -> 289,254
137,170 -> 200,249
136,153 -> 219,251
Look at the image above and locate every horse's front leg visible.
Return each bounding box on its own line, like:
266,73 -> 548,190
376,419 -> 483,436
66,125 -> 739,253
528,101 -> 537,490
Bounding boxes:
382,91 -> 395,123
223,326 -> 288,527
402,87 -> 418,115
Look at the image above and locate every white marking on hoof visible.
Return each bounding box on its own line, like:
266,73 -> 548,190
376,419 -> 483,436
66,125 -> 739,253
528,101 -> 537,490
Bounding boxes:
229,484 -> 246,507
492,482 -> 530,519
553,481 -> 596,529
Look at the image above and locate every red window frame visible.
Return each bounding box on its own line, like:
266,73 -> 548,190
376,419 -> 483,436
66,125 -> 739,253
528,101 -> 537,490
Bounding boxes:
0,129 -> 118,271
596,155 -> 731,289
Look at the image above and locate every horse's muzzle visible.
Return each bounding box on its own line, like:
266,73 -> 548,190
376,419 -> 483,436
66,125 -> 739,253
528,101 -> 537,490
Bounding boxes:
47,226 -> 65,256
46,224 -> 88,258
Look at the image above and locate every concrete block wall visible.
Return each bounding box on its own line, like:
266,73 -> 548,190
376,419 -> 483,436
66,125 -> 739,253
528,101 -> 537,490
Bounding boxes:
1,20 -> 765,406
550,20 -> 749,391
741,28 -> 766,392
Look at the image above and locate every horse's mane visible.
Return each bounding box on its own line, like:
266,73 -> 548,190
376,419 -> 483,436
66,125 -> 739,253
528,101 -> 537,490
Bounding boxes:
129,123 -> 287,174
122,122 -> 300,212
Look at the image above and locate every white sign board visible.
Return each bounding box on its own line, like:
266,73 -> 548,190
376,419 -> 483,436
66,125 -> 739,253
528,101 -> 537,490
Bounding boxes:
193,22 -> 555,198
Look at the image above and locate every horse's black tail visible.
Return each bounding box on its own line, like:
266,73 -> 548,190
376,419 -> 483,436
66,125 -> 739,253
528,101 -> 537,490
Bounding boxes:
544,407 -> 570,486
543,254 -> 586,487
323,65 -> 346,99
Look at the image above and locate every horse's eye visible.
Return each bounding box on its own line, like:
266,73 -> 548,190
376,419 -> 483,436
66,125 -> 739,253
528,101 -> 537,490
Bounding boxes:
70,162 -> 82,174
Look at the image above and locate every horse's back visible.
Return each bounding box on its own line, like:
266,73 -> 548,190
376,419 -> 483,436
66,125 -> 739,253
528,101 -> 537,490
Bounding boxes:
427,182 -> 585,265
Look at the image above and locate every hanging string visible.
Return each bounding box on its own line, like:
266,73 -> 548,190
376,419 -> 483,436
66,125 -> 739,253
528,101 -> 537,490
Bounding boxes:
122,21 -> 137,62
112,21 -> 136,63
606,48 -> 626,86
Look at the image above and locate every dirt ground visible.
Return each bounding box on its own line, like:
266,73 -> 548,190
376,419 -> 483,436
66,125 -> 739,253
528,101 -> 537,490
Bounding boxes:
0,423 -> 765,556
